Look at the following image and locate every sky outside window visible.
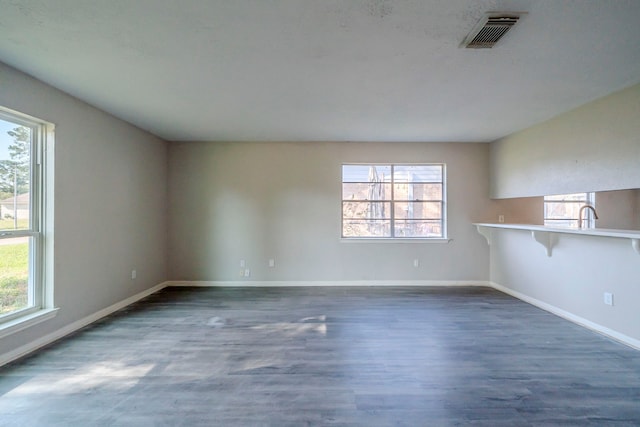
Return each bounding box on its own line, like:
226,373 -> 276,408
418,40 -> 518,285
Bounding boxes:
0,119 -> 16,159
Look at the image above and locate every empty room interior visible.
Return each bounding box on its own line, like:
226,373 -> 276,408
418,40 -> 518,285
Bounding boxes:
1,0 -> 640,425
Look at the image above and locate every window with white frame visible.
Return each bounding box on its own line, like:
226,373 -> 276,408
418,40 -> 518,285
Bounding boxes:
342,164 -> 446,239
544,192 -> 595,228
0,108 -> 53,328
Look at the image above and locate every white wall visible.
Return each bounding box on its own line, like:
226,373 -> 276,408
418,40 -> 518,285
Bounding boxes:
490,83 -> 640,199
487,82 -> 640,347
168,141 -> 495,282
490,229 -> 640,344
0,62 -> 168,359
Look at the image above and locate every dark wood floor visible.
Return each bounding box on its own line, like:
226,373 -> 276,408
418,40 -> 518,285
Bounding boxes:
1,286 -> 639,426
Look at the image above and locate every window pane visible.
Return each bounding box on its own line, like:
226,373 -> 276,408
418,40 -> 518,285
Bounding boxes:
394,202 -> 441,220
342,165 -> 391,183
544,201 -> 582,219
342,183 -> 391,201
393,183 -> 442,201
0,119 -> 31,231
0,107 -> 47,326
394,220 -> 443,238
544,192 -> 594,228
342,201 -> 390,220
342,163 -> 446,239
0,236 -> 31,316
342,220 -> 391,237
393,165 -> 441,182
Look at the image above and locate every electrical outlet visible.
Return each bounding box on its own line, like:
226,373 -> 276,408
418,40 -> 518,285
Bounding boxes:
498,215 -> 505,223
244,269 -> 250,277
131,270 -> 137,280
239,269 -> 245,277
268,259 -> 275,268
413,259 -> 419,268
603,292 -> 614,306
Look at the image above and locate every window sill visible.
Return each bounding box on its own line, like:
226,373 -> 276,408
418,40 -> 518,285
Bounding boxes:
341,238 -> 451,243
0,308 -> 59,339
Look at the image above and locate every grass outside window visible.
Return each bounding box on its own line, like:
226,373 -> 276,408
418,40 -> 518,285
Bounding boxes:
0,239 -> 29,315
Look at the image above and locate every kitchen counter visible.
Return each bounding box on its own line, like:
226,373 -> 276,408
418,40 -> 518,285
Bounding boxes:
473,223 -> 640,256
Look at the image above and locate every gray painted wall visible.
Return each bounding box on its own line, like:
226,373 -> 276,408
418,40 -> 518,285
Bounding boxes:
487,82 -> 640,346
490,229 -> 640,343
490,83 -> 640,199
168,141 -> 494,282
0,62 -> 168,357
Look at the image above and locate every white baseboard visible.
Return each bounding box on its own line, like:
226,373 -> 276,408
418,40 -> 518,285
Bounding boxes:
0,282 -> 169,368
490,281 -> 640,351
164,280 -> 493,288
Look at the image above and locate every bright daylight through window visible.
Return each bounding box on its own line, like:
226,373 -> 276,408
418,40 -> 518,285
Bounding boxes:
0,108 -> 52,327
342,164 -> 446,239
544,192 -> 595,228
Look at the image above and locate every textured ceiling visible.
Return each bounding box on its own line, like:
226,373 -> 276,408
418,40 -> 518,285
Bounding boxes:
0,0 -> 639,142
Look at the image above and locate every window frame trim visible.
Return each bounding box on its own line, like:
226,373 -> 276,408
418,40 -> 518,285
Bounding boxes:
341,162 -> 448,240
0,106 -> 55,333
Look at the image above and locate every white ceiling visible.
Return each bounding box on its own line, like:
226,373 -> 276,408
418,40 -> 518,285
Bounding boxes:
1,0 -> 639,142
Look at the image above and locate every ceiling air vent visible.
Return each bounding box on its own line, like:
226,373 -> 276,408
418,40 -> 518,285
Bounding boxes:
461,13 -> 525,49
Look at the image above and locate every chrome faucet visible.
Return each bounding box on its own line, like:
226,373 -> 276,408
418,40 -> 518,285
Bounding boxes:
578,204 -> 599,229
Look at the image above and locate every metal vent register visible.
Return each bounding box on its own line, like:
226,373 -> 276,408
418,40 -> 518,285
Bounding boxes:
462,13 -> 524,48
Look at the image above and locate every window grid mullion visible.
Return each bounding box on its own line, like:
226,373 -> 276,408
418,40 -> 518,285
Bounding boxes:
341,163 -> 445,239
390,165 -> 395,238
543,193 -> 594,228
